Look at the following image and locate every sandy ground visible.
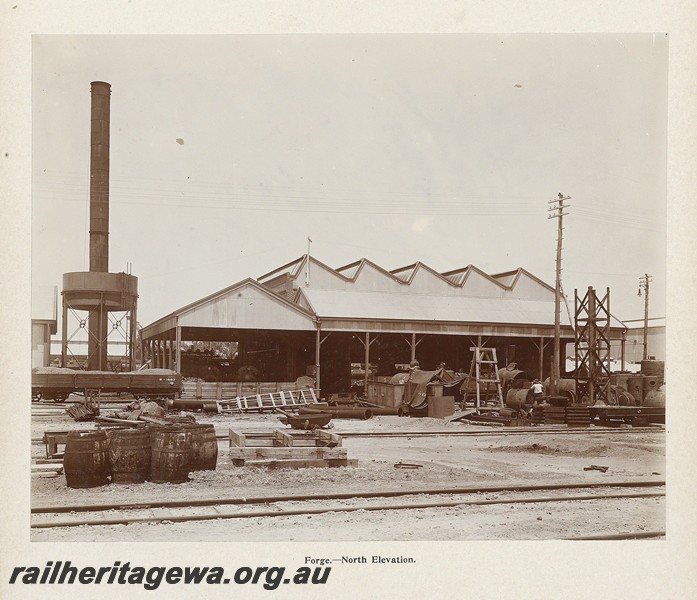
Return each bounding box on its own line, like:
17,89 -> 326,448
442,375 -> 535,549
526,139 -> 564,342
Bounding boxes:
30,401 -> 665,541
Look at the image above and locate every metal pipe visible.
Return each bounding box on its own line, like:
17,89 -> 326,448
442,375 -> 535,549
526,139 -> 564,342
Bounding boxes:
299,406 -> 373,420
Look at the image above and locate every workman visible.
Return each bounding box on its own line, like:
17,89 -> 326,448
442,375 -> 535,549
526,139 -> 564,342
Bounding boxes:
530,379 -> 544,404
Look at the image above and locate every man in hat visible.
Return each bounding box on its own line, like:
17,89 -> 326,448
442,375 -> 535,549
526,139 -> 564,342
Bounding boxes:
530,378 -> 544,405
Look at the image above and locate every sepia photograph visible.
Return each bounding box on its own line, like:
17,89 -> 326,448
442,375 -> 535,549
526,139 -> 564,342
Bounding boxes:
29,33 -> 667,543
2,4 -> 695,598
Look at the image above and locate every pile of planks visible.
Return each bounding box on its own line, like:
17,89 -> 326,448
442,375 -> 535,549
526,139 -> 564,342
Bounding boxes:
542,405 -> 566,425
565,405 -> 591,428
65,403 -> 98,422
228,428 -> 353,468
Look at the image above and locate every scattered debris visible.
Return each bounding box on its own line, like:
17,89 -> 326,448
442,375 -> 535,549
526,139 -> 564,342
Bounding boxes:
446,409 -> 478,423
584,465 -> 609,473
65,403 -> 98,422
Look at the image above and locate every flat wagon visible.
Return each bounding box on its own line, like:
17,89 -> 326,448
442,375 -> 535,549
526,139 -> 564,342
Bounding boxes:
31,367 -> 182,402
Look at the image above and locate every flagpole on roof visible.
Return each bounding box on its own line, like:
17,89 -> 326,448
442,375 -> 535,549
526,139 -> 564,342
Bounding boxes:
306,236 -> 312,287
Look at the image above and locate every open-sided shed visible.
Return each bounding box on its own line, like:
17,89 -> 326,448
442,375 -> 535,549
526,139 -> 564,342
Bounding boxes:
140,255 -> 626,394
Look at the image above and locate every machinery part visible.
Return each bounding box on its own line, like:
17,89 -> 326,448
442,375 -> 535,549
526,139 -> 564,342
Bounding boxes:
299,406 -> 373,420
643,390 -> 665,408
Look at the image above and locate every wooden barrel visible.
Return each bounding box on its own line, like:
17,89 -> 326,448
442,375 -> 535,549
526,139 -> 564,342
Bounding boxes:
150,427 -> 192,484
64,430 -> 110,489
181,424 -> 218,471
107,429 -> 151,484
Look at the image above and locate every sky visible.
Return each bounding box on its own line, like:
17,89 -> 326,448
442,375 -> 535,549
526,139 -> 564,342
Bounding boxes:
31,34 -> 667,329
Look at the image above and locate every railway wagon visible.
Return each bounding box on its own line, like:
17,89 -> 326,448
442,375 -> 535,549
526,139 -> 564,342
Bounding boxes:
31,367 -> 182,402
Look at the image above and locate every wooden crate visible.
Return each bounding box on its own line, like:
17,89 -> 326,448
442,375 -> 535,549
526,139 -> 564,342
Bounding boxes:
228,428 -> 346,466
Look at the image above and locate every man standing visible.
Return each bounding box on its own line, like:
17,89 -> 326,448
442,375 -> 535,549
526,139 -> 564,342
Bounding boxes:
531,378 -> 544,405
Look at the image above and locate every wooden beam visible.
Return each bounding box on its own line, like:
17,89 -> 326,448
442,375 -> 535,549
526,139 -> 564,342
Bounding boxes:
227,447 -> 347,460
228,430 -> 246,448
364,332 -> 370,398
273,430 -> 294,447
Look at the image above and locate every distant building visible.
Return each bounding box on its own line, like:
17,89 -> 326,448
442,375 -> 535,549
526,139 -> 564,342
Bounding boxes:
31,286 -> 58,368
622,318 -> 666,363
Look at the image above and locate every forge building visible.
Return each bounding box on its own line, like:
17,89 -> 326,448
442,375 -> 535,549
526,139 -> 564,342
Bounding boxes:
140,255 -> 627,394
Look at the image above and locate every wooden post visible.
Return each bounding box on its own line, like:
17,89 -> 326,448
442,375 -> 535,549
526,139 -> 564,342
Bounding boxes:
539,336 -> 544,380
175,326 -> 182,374
61,298 -> 68,367
364,332 -> 370,399
129,301 -> 137,371
315,321 -> 321,392
411,333 -> 416,362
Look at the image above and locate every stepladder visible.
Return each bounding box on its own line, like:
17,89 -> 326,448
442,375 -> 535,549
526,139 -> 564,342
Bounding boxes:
467,347 -> 504,412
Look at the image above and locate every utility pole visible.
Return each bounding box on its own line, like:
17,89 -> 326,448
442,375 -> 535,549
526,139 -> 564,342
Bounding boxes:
638,273 -> 652,360
547,193 -> 571,395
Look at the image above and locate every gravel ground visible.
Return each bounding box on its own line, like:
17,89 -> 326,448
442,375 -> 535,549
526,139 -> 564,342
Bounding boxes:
31,402 -> 665,541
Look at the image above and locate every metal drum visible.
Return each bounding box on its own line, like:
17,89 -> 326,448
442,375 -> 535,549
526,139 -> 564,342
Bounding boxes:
506,389 -> 532,410
498,368 -> 528,392
64,430 -> 110,489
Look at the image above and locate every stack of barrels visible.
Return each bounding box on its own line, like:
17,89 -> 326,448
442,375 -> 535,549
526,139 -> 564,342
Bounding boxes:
63,422 -> 218,489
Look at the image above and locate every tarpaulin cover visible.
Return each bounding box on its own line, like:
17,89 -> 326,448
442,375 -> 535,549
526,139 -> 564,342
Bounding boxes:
405,369 -> 446,408
387,369 -> 467,408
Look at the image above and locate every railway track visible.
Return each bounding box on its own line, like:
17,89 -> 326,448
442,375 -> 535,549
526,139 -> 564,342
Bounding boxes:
30,424 -> 665,447
335,426 -> 664,438
31,480 -> 664,530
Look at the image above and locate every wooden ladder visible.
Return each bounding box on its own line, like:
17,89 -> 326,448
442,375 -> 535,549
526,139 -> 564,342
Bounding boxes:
468,347 -> 504,412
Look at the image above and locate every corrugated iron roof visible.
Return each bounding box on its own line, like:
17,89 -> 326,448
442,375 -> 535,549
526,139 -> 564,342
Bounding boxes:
302,288 -> 574,327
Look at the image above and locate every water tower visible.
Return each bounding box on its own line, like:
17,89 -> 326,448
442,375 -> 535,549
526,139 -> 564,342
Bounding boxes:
60,81 -> 138,371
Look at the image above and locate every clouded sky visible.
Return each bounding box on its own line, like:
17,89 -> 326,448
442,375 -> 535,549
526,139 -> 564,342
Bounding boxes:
32,34 -> 667,328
